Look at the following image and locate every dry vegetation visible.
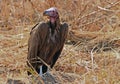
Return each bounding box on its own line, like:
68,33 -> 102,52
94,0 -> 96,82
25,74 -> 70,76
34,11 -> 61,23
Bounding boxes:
0,0 -> 120,84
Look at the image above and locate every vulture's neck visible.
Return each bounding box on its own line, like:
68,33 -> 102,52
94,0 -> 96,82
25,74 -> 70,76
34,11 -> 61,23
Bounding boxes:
49,17 -> 60,35
50,22 -> 56,31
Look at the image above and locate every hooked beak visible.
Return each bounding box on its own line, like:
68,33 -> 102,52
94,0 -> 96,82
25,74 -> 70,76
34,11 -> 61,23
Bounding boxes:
43,10 -> 51,17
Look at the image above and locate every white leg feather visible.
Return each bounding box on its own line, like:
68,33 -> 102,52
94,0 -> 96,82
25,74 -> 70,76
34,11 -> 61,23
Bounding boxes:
39,66 -> 43,76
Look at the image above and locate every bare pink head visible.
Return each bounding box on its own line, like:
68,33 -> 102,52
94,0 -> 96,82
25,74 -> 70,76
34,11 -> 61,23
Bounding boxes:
43,7 -> 59,23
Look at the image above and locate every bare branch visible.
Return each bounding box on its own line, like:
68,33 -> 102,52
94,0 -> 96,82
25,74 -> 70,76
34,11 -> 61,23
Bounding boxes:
78,1 -> 120,21
97,6 -> 114,12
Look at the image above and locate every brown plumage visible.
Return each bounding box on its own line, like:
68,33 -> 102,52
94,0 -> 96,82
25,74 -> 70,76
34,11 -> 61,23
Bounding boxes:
27,7 -> 68,75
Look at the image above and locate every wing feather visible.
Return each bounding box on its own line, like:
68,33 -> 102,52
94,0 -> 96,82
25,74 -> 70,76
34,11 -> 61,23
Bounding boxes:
27,22 -> 49,63
50,23 -> 68,68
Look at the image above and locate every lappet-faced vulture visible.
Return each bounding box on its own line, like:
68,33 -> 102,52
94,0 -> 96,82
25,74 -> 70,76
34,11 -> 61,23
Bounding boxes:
27,7 -> 68,76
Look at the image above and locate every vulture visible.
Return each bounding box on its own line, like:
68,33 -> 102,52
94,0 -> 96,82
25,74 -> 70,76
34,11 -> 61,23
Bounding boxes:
27,7 -> 68,76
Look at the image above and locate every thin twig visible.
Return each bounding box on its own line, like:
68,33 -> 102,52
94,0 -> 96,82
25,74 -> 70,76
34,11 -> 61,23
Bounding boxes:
90,44 -> 98,71
28,57 -> 52,71
78,1 -> 120,21
37,57 -> 52,71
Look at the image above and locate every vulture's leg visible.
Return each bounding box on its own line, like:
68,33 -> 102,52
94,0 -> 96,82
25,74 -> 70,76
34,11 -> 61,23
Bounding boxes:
39,66 -> 43,76
42,65 -> 48,73
39,65 -> 48,76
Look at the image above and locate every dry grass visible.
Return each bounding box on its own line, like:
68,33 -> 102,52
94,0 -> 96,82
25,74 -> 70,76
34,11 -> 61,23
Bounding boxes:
0,0 -> 120,84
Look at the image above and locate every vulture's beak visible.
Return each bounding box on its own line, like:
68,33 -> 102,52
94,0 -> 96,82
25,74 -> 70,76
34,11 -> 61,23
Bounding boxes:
43,7 -> 58,17
43,11 -> 50,16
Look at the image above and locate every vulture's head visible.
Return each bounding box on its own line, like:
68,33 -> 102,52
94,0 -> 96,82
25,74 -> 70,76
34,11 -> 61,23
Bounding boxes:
43,7 -> 59,24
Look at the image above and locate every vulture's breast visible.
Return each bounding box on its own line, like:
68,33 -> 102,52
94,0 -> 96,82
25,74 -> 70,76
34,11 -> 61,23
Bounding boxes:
47,28 -> 60,50
40,27 -> 61,62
